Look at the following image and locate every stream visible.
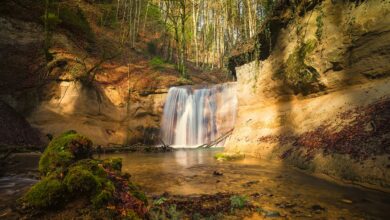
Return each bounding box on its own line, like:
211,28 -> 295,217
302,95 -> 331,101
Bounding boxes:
100,148 -> 390,219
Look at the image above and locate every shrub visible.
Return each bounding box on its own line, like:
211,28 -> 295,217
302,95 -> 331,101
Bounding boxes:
149,56 -> 165,69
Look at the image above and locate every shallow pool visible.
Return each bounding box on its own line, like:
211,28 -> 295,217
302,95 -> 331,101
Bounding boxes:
99,148 -> 390,219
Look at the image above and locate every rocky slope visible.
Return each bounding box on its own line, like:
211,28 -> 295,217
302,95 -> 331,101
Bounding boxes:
225,0 -> 390,189
0,0 -> 227,147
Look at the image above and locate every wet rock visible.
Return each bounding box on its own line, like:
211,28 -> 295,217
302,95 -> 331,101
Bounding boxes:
311,204 -> 326,213
277,202 -> 296,209
242,180 -> 259,187
213,171 -> 223,176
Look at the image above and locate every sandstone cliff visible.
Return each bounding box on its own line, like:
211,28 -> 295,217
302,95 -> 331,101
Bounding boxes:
225,0 -> 390,189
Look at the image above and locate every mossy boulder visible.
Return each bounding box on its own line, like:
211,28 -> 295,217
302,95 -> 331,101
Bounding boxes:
39,130 -> 93,176
22,132 -> 147,218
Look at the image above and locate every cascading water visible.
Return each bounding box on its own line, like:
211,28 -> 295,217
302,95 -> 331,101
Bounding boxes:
161,83 -> 237,148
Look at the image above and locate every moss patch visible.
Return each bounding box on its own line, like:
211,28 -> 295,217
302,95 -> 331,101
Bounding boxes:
64,166 -> 102,194
214,152 -> 245,161
23,176 -> 67,209
281,40 -> 324,95
38,130 -> 93,176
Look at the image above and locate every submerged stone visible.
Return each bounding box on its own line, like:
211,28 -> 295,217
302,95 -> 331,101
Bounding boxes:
214,152 -> 245,161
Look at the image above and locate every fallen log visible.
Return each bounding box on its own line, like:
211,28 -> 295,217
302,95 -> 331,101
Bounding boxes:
197,129 -> 234,148
158,137 -> 170,148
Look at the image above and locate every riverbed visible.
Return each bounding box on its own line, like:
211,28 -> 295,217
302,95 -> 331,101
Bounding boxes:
1,149 -> 389,219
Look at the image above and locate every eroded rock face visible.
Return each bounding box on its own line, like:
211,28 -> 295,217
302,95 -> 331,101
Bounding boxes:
0,100 -> 41,147
23,80 -> 167,146
0,16 -> 168,146
225,0 -> 390,189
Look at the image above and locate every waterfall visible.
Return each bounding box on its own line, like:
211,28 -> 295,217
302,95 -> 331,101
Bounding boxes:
161,83 -> 237,148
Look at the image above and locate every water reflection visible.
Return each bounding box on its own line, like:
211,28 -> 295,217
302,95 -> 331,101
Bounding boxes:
100,149 -> 390,219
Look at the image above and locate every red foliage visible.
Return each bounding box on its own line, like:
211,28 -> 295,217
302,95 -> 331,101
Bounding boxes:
105,170 -> 148,218
259,98 -> 390,161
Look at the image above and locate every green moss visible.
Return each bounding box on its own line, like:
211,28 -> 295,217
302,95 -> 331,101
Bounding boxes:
283,40 -> 320,94
23,177 -> 67,209
45,12 -> 62,31
64,159 -> 116,197
125,210 -> 142,220
167,205 -> 182,220
131,190 -> 148,206
177,77 -> 193,85
230,195 -> 248,210
23,131 -> 148,216
70,159 -> 107,178
103,158 -> 122,172
214,153 -> 245,161
64,166 -> 101,194
125,181 -> 148,205
92,189 -> 113,208
316,10 -> 324,41
39,131 -> 93,176
149,56 -> 166,70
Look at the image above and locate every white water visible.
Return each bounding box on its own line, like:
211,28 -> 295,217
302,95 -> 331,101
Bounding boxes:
161,83 -> 237,148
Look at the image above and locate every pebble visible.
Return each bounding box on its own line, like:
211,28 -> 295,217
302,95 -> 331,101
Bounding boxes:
263,210 -> 281,218
341,199 -> 353,204
311,204 -> 326,212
